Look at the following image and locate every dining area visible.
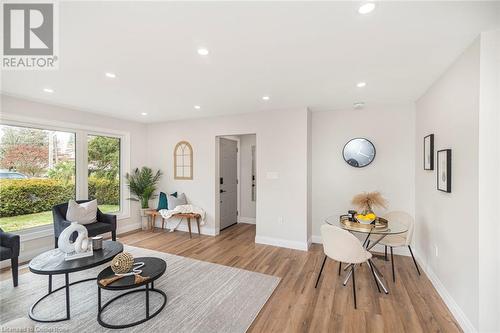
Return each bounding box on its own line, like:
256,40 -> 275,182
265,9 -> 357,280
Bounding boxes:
314,192 -> 421,309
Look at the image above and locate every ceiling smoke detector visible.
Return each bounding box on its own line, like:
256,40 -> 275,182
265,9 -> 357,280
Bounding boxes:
353,102 -> 365,109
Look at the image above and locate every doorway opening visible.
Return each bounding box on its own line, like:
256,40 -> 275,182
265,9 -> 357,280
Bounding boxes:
216,134 -> 256,234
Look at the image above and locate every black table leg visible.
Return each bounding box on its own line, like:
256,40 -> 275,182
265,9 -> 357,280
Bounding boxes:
145,283 -> 150,319
98,287 -> 101,312
65,273 -> 70,319
29,276 -> 95,323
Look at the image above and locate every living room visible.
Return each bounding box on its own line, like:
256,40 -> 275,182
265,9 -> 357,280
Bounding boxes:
1,1 -> 499,332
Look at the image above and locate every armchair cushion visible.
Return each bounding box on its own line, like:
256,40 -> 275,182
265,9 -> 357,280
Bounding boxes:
53,200 -> 116,239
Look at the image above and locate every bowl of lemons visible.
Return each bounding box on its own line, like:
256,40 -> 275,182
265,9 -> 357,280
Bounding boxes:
355,212 -> 376,224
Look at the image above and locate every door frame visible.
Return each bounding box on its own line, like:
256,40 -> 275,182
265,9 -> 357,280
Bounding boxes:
215,136 -> 240,235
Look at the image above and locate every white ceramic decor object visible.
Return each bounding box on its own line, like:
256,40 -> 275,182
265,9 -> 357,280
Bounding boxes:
58,222 -> 90,254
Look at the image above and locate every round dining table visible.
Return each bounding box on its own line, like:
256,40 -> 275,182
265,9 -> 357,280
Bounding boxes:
325,215 -> 409,294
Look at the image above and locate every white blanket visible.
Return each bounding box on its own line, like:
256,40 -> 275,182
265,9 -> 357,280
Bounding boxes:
159,204 -> 206,232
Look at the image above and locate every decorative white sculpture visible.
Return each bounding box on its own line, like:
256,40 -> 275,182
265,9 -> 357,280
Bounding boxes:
58,222 -> 90,254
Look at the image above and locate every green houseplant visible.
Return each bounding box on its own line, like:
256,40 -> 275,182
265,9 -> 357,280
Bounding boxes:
125,167 -> 162,215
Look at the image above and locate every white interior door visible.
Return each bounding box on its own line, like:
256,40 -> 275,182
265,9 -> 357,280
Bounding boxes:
219,138 -> 238,230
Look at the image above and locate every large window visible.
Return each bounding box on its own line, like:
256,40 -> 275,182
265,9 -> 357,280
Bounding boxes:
0,125 -> 76,232
0,123 -> 127,233
88,135 -> 120,214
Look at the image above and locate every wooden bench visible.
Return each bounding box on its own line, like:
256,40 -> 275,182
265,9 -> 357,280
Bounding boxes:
162,213 -> 201,238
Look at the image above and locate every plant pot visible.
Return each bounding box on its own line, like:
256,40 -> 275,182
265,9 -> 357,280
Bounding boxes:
140,208 -> 150,230
140,208 -> 149,217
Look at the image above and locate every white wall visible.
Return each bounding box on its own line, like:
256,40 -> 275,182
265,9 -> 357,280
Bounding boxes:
415,39 -> 480,331
311,105 -> 415,242
0,95 -> 148,263
239,134 -> 256,221
147,108 -> 310,250
478,29 -> 500,333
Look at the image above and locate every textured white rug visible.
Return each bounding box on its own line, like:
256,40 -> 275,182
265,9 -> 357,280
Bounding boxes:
0,245 -> 280,332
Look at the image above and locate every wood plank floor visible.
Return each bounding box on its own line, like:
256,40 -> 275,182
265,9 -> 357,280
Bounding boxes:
2,223 -> 461,332
121,224 -> 461,333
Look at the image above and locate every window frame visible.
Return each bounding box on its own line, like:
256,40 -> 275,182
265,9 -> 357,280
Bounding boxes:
0,114 -> 131,238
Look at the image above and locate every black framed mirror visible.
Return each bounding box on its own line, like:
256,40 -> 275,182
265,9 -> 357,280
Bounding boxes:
342,138 -> 376,168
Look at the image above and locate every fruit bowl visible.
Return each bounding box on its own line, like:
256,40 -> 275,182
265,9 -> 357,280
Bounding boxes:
355,213 -> 376,225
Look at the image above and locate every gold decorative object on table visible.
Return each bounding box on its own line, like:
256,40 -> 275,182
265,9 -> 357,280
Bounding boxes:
340,215 -> 388,232
351,191 -> 388,223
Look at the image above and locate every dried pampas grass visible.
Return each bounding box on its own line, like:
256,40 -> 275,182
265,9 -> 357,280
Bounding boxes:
351,191 -> 388,212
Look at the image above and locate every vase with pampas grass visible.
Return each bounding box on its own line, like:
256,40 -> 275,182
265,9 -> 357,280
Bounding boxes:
351,191 -> 388,224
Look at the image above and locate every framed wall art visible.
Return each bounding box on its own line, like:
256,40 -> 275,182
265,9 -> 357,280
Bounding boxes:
437,149 -> 451,192
424,134 -> 434,170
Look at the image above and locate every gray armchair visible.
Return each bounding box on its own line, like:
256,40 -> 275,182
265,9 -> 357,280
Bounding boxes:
0,227 -> 20,287
52,200 -> 117,248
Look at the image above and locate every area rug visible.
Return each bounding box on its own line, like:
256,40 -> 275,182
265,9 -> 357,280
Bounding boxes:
0,245 -> 280,332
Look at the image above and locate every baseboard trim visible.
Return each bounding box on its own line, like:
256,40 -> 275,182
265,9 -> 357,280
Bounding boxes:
238,217 -> 256,224
255,235 -> 308,251
415,255 -> 476,333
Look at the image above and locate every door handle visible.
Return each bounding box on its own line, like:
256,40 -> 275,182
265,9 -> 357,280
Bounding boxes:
220,190 -> 226,193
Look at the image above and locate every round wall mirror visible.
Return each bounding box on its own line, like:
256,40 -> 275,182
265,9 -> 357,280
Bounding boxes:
342,138 -> 376,168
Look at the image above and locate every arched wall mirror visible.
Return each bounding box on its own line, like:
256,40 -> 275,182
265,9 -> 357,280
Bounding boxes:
174,141 -> 193,180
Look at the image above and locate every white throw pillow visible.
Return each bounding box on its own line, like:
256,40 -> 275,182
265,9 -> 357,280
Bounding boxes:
66,199 -> 97,225
167,193 -> 187,210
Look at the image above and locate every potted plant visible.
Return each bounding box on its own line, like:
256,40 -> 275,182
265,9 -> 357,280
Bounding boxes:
125,167 -> 162,217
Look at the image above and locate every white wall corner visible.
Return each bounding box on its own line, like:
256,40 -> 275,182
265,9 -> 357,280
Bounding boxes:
255,235 -> 309,251
415,255 -> 476,333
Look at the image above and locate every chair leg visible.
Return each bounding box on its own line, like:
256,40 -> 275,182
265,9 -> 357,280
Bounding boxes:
11,256 -> 18,287
408,245 -> 421,275
384,245 -> 387,260
338,261 -> 342,276
351,266 -> 357,309
111,230 -> 117,241
391,246 -> 395,282
367,260 -> 381,293
315,255 -> 327,288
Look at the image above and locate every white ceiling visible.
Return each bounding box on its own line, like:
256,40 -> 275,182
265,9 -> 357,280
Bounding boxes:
2,1 -> 499,123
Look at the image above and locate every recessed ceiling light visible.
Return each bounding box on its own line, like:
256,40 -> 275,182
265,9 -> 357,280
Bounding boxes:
358,2 -> 376,14
141,112 -> 148,116
43,88 -> 54,93
353,102 -> 365,109
105,72 -> 116,78
197,48 -> 209,56
194,105 -> 201,109
356,82 -> 367,88
262,96 -> 270,101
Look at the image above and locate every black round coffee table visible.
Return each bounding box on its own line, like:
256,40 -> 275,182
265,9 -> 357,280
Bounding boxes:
28,240 -> 123,322
96,257 -> 167,329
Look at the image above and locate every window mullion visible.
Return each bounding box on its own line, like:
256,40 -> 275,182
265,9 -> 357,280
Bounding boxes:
75,130 -> 88,200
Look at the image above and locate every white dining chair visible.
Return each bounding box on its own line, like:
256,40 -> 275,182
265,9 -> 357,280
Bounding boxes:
378,211 -> 421,282
315,224 -> 381,309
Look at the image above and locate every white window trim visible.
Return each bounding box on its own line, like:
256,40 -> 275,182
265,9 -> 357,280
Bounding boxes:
0,112 -> 131,239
